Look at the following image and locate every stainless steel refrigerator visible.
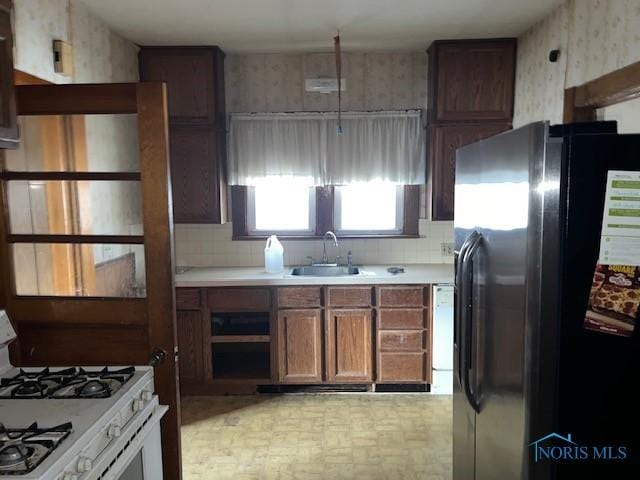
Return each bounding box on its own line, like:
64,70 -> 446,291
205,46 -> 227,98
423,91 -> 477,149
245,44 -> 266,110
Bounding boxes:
453,121 -> 640,480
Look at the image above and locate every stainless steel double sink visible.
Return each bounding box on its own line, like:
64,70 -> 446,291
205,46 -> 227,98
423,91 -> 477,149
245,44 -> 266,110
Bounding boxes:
290,265 -> 360,277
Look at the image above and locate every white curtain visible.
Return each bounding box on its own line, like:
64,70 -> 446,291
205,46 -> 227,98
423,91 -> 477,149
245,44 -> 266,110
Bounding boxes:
228,110 -> 425,186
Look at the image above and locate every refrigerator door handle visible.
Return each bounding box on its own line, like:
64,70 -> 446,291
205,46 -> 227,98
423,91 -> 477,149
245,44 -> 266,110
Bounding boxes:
461,232 -> 483,413
454,231 -> 480,387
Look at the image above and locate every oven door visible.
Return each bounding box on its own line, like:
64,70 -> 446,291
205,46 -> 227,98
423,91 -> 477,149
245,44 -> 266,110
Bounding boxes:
116,421 -> 163,480
85,399 -> 168,480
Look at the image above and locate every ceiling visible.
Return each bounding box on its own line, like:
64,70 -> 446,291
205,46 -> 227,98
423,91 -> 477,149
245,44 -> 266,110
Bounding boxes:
79,0 -> 562,53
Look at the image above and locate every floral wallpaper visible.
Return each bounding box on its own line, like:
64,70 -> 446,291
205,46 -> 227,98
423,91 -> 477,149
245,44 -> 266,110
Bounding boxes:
513,2 -> 569,127
566,0 -> 640,88
514,0 -> 640,127
70,1 -> 139,83
13,0 -> 72,84
225,52 -> 427,113
13,0 -> 139,84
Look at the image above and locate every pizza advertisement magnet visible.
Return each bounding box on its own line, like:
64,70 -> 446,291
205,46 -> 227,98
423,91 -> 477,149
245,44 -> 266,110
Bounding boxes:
585,264 -> 639,336
584,171 -> 640,337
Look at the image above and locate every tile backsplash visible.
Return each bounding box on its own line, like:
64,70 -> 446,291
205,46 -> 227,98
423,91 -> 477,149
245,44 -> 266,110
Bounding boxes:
175,220 -> 454,268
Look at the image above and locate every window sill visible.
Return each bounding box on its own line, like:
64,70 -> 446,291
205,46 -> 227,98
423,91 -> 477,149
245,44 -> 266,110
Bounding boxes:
232,234 -> 420,241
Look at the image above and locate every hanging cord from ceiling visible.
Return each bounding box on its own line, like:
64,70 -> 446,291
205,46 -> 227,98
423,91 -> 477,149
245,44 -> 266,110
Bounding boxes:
334,33 -> 342,134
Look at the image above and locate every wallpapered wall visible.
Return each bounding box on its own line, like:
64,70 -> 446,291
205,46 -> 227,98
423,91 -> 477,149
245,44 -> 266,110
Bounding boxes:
12,0 -> 71,84
514,0 -> 640,127
225,52 -> 427,113
9,0 -> 144,291
13,0 -> 139,84
176,51 -> 456,269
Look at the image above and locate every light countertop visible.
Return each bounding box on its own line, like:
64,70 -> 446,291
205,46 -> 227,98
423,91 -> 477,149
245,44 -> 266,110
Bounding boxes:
174,264 -> 454,287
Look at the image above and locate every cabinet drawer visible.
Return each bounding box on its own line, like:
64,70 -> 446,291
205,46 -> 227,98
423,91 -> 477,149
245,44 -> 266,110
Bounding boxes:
176,288 -> 201,309
378,309 -> 424,330
277,287 -> 321,308
327,287 -> 371,307
377,286 -> 424,307
379,331 -> 423,352
207,288 -> 271,311
377,353 -> 427,383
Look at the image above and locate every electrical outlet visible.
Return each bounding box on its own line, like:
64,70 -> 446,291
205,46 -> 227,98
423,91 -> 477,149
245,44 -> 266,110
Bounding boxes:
441,242 -> 454,256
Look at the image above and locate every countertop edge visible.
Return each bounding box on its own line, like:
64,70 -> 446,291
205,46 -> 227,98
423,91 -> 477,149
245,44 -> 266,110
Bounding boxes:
174,264 -> 454,288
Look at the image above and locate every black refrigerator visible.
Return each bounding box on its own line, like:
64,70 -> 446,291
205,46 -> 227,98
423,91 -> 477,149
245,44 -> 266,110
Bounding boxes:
453,121 -> 640,480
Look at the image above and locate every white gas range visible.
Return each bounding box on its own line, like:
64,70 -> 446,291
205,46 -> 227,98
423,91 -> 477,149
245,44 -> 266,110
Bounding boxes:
0,311 -> 168,479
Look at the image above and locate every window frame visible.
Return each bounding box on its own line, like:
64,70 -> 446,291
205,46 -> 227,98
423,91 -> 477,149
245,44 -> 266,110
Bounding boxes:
232,185 -> 420,240
246,184 -> 317,236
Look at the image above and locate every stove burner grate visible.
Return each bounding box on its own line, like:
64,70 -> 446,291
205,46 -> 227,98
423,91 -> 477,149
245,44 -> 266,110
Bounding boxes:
0,422 -> 72,474
0,366 -> 135,399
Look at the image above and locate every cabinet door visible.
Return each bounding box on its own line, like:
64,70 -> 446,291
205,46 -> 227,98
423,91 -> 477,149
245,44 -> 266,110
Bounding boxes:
169,126 -> 225,223
277,309 -> 323,384
139,49 -> 216,124
431,40 -> 516,122
430,123 -> 510,220
0,0 -> 18,148
177,310 -> 204,384
326,309 -> 372,383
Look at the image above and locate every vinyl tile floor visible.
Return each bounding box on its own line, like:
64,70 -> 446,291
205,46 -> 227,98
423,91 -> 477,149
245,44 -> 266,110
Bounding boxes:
181,394 -> 452,480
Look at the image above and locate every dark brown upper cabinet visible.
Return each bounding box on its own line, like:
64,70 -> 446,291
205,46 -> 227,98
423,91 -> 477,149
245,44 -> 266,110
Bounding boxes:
139,47 -> 227,223
428,123 -> 510,221
428,39 -> 516,123
0,0 -> 18,149
426,39 -> 516,220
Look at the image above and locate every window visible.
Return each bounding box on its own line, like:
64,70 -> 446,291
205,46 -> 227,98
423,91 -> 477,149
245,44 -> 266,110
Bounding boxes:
234,184 -> 419,239
334,183 -> 404,235
247,178 -> 316,235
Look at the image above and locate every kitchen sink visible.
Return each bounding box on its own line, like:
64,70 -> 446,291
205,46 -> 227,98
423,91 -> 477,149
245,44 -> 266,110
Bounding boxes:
290,265 -> 360,277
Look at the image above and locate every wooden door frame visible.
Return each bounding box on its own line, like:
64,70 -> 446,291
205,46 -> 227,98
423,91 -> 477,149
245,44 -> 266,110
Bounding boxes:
0,82 -> 181,479
563,60 -> 640,123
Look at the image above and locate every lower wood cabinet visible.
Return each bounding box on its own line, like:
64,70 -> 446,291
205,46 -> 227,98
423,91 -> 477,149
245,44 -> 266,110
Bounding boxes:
326,309 -> 372,383
176,310 -> 204,385
277,309 -> 323,384
177,284 -> 432,392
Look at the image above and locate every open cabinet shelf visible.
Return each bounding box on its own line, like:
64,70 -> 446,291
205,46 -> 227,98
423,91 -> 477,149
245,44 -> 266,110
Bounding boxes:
211,341 -> 271,382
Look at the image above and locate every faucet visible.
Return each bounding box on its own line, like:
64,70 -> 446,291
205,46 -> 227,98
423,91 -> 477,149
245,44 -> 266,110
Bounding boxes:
321,231 -> 338,264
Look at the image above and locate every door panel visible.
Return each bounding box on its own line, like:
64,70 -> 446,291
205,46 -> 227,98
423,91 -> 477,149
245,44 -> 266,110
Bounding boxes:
0,82 -> 181,479
277,309 -> 323,383
326,309 -> 372,383
455,124 -> 545,480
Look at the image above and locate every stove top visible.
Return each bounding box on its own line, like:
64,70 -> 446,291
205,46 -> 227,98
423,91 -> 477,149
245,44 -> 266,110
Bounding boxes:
0,367 -> 135,399
0,423 -> 71,475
